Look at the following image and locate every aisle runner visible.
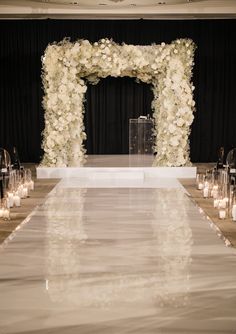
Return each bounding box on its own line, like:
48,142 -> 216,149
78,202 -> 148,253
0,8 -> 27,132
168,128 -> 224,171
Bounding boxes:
0,179 -> 236,333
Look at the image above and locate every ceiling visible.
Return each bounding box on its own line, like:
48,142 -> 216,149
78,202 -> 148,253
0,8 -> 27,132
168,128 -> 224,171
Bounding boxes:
1,0 -> 236,19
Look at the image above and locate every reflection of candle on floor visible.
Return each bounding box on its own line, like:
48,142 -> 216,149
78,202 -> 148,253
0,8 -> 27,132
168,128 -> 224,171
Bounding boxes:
232,204 -> 236,221
219,210 -> 226,219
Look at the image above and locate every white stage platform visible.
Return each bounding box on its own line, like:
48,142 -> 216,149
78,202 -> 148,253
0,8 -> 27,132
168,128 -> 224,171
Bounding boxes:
37,155 -> 196,179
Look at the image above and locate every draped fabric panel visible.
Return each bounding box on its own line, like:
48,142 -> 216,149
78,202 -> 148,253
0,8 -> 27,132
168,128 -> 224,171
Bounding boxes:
0,19 -> 236,162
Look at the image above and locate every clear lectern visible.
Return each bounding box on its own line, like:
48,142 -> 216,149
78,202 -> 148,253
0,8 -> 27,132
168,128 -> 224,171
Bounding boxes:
129,117 -> 154,154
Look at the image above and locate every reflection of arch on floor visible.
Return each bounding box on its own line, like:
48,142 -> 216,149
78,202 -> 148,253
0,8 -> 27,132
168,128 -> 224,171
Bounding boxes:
45,187 -> 192,307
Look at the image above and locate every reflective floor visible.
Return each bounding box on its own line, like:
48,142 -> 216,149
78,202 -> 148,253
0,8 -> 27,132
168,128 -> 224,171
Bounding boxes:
1,178 -> 236,333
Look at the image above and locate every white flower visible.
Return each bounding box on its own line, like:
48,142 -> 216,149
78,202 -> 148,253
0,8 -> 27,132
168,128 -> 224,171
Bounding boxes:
170,136 -> 180,147
104,46 -> 110,54
176,118 -> 185,127
168,124 -> 176,134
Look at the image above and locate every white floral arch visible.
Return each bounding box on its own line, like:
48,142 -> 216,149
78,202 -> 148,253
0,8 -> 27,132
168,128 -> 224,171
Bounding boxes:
41,38 -> 196,167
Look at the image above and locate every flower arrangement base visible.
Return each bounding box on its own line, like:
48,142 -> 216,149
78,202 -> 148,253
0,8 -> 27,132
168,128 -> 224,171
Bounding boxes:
36,166 -> 196,180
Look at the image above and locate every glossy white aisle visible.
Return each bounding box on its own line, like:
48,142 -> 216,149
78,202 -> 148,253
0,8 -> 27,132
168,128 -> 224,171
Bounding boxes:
1,179 -> 236,333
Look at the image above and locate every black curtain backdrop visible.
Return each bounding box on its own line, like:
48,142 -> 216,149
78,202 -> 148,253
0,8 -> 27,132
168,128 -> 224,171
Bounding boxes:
85,77 -> 153,154
0,19 -> 236,162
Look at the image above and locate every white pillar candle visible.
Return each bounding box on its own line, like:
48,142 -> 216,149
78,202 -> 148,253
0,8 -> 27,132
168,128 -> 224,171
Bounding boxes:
214,199 -> 219,208
18,185 -> 24,198
198,182 -> 203,190
219,210 -> 226,219
204,181 -> 209,188
22,187 -> 28,198
13,195 -> 21,207
0,208 -> 4,218
218,199 -> 226,209
211,186 -> 218,199
6,198 -> 10,209
223,197 -> 229,205
29,180 -> 34,191
213,190 -> 218,199
3,208 -> 10,220
203,187 -> 209,198
232,204 -> 236,221
7,192 -> 14,208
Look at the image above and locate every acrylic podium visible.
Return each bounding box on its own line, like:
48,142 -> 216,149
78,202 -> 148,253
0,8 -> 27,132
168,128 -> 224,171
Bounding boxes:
129,117 -> 154,155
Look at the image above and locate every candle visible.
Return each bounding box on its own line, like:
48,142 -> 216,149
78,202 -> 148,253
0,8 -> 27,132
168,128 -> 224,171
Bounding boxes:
211,185 -> 218,199
18,185 -> 24,198
203,187 -> 209,198
0,208 -> 4,218
6,197 -> 10,209
223,197 -> 229,205
198,182 -> 203,190
232,204 -> 236,221
219,210 -> 226,219
218,199 -> 227,209
7,192 -> 14,208
212,190 -> 218,199
214,199 -> 219,208
204,181 -> 209,188
3,208 -> 10,220
13,194 -> 21,207
29,180 -> 34,191
22,187 -> 28,198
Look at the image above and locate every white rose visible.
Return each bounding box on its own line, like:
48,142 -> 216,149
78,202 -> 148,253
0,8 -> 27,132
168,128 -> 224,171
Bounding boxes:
170,136 -> 180,147
168,124 -> 176,134
176,118 -> 185,127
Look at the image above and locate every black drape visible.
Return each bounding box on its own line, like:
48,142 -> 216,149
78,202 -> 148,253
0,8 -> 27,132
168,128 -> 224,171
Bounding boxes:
0,19 -> 236,162
85,77 -> 153,154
